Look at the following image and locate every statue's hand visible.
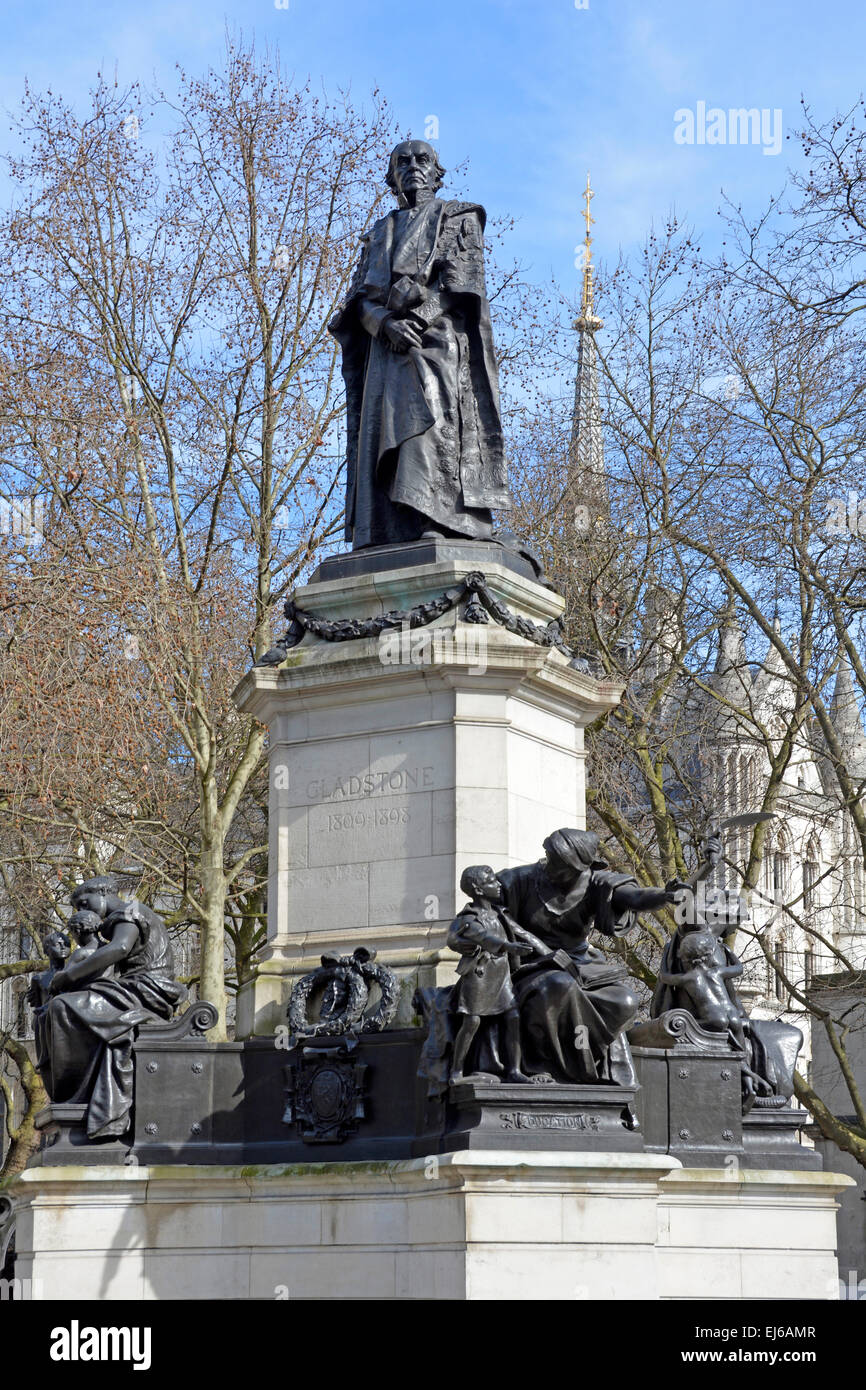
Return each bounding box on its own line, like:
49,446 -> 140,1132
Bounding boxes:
703,834 -> 722,869
664,878 -> 690,904
383,316 -> 423,353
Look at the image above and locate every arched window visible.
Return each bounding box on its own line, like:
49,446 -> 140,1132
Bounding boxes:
804,947 -> 815,990
765,943 -> 775,997
802,838 -> 820,915
773,829 -> 791,898
727,751 -> 739,809
738,754 -> 750,809
772,936 -> 788,1003
763,835 -> 774,893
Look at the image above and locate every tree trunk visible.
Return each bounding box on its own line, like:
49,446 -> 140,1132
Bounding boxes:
198,846 -> 229,1040
1,1041 -> 47,1180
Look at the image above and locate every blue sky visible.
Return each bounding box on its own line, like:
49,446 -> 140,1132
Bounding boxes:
1,0 -> 863,301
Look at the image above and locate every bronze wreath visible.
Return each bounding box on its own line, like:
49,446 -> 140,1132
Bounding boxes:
257,570 -> 591,672
287,963 -> 368,1037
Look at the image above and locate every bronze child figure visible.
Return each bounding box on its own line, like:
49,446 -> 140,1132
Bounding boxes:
658,930 -> 747,1046
25,929 -> 72,1080
658,929 -> 768,1099
448,864 -> 545,1084
67,908 -> 104,969
25,930 -> 71,1013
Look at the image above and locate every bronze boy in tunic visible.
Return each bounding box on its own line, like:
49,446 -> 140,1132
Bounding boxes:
448,865 -> 546,1083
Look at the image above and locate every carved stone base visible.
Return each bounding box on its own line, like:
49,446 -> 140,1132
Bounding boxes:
10,1155 -> 852,1300
30,1029 -> 821,1173
232,554 -> 623,1038
311,537 -> 545,587
420,1079 -> 643,1154
629,1010 -> 820,1171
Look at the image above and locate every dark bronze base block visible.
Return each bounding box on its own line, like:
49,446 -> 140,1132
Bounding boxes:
34,1104 -> 131,1166
423,1078 -> 644,1155
743,1103 -> 822,1171
30,1028 -> 820,1173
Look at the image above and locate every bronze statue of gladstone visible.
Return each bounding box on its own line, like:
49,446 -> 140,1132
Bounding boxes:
329,140 -> 511,548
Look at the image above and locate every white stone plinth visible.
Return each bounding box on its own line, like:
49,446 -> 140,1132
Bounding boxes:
10,1153 -> 852,1301
233,558 -> 623,1035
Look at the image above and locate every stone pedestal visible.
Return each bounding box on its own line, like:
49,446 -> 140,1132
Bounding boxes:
233,544 -> 622,1036
9,1153 -> 852,1301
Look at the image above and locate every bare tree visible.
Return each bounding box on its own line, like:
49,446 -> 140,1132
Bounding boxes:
514,168 -> 866,1167
0,40 -> 398,1066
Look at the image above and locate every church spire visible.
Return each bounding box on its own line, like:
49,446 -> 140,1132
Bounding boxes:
709,599 -> 753,720
569,173 -> 606,504
567,175 -> 629,654
828,648 -> 866,772
578,171 -> 600,325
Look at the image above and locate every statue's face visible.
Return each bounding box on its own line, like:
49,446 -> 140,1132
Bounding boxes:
70,912 -> 99,944
390,141 -> 439,203
477,868 -> 502,903
545,855 -> 575,889
71,889 -> 105,918
684,934 -> 714,966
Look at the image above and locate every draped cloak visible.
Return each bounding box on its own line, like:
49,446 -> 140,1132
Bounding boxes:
329,199 -> 511,546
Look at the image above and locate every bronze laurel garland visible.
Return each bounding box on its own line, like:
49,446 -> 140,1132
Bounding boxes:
259,570 -> 590,672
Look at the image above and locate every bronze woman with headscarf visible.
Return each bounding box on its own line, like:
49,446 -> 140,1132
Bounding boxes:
497,828 -> 677,1086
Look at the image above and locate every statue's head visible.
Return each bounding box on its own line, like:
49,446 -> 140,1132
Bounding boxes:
386,140 -> 445,207
543,829 -> 601,887
43,930 -> 71,965
460,864 -> 502,903
71,876 -> 119,920
679,931 -> 716,966
68,908 -> 103,945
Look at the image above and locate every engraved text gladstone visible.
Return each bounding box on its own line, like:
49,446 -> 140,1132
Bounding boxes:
306,766 -> 435,802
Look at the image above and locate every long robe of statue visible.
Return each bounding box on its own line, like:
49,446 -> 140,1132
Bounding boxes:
330,140 -> 511,547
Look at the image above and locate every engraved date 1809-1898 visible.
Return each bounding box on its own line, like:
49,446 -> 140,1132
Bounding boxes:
327,807 -> 410,833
